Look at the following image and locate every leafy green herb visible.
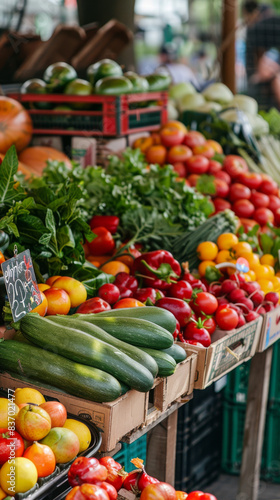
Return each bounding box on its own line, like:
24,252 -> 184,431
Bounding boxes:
196,175 -> 216,195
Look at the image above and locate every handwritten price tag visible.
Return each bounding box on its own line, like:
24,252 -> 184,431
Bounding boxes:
1,249 -> 42,322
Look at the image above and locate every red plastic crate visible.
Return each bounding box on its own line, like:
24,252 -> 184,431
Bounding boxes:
8,92 -> 168,137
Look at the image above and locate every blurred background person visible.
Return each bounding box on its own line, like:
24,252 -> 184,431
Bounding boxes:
156,43 -> 200,89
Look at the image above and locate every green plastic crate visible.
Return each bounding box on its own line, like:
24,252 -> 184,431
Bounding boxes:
262,410 -> 280,482
113,435 -> 147,473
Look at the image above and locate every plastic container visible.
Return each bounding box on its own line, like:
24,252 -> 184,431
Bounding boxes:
113,434 -> 147,473
0,390 -> 102,500
7,92 -> 168,137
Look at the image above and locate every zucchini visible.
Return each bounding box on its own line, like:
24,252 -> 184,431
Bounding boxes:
0,340 -> 121,402
140,347 -> 177,377
162,344 -> 187,363
21,314 -> 154,393
48,315 -> 158,378
69,314 -> 174,349
95,306 -> 176,334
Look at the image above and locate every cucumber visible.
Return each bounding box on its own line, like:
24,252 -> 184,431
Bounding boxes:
95,306 -> 176,334
21,314 -> 154,393
48,315 -> 158,378
70,314 -> 174,349
0,340 -> 121,402
140,347 -> 177,377
162,344 -> 187,363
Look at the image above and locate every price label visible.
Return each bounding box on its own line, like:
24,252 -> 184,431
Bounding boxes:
1,249 -> 42,322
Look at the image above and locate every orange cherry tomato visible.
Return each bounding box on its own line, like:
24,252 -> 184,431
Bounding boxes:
145,145 -> 167,165
113,298 -> 145,309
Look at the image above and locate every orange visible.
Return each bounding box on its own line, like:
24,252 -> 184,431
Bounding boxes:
215,250 -> 231,264
197,242 -> 218,261
217,233 -> 238,250
113,298 -> 145,309
254,265 -> 271,280
30,291 -> 48,317
15,388 -> 45,406
63,419 -> 91,453
232,241 -> 252,257
0,457 -> 38,494
44,288 -> 71,315
101,261 -> 130,276
24,442 -> 56,478
198,261 -> 216,277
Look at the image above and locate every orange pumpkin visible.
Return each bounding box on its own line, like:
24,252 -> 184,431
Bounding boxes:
0,96 -> 33,153
19,146 -> 72,175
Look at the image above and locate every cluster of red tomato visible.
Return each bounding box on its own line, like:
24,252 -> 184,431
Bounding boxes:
65,455 -> 216,500
133,122 -> 280,231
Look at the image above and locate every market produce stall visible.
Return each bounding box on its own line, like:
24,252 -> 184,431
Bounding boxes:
2,52 -> 280,500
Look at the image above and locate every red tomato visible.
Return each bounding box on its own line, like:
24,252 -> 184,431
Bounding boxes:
99,457 -> 122,471
237,172 -> 262,190
229,183 -> 251,202
268,194 -> 280,213
66,484 -> 110,500
140,482 -> 177,500
68,457 -> 108,487
169,280 -> 193,300
192,144 -> 215,158
232,199 -> 255,218
96,483 -> 118,500
167,145 -> 192,164
183,323 -> 211,347
206,139 -> 223,154
239,218 -> 259,233
200,495 -> 217,500
172,162 -> 188,178
186,155 -> 209,174
250,190 -> 269,208
213,178 -> 229,198
254,207 -> 274,226
208,160 -> 223,175
193,292 -> 218,315
76,297 -> 111,314
187,174 -> 200,187
223,155 -> 248,178
156,297 -> 192,327
260,175 -> 278,195
88,227 -> 115,256
213,198 -> 231,213
186,493 -> 204,500
215,306 -> 239,330
274,207 -> 280,226
98,284 -> 120,304
215,170 -> 231,184
90,215 -> 119,235
0,429 -> 24,465
138,472 -> 160,491
183,131 -> 206,149
201,316 -> 216,335
160,126 -> 185,147
123,471 -> 140,491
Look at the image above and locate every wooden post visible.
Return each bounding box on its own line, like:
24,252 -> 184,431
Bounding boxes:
238,347 -> 273,500
146,410 -> 178,485
221,0 -> 237,93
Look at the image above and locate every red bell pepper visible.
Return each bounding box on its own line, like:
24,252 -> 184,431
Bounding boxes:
68,457 -> 108,487
132,251 -> 181,290
114,272 -> 139,299
156,297 -> 192,327
90,215 -> 119,235
88,227 -> 115,256
99,457 -> 126,491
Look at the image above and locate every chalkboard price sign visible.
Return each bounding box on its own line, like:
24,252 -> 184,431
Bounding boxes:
1,248 -> 42,322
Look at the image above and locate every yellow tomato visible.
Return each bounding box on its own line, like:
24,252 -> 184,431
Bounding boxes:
246,270 -> 256,281
257,279 -> 274,294
260,254 -> 276,267
0,398 -> 19,428
232,241 -> 252,257
198,260 -> 216,277
215,250 -> 231,264
0,457 -> 38,494
243,272 -> 253,282
15,388 -> 45,407
197,242 -> 218,261
239,252 -> 260,269
254,265 -> 271,280
263,265 -> 275,278
0,487 -> 6,500
272,277 -> 280,291
63,419 -> 91,453
217,233 -> 239,251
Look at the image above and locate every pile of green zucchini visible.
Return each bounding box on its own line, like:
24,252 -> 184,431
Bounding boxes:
0,307 -> 187,403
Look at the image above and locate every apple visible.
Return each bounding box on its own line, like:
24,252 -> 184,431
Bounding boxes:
40,427 -> 80,463
40,401 -> 67,428
15,405 -> 51,441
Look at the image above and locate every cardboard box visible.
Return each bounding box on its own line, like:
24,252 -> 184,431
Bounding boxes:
71,137 -> 97,167
0,373 -> 147,452
257,306 -> 280,352
177,317 -> 263,389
